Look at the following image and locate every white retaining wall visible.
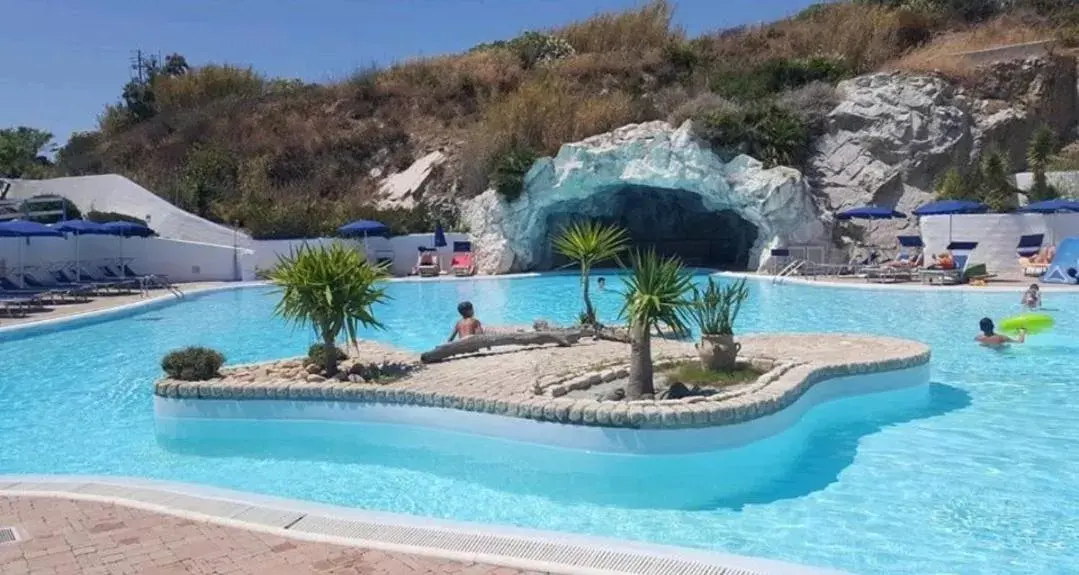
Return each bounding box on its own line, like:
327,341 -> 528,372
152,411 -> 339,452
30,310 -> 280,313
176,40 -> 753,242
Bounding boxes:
0,236 -> 253,283
3,175 -> 247,246
919,213 -> 1079,275
249,233 -> 469,277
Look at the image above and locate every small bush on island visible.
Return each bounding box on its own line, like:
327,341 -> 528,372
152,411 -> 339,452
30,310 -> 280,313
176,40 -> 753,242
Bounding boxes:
307,342 -> 347,368
161,347 -> 225,381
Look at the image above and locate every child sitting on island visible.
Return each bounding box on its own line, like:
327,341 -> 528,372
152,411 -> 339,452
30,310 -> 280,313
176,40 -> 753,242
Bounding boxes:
1021,284 -> 1041,310
448,301 -> 484,342
976,317 -> 1025,348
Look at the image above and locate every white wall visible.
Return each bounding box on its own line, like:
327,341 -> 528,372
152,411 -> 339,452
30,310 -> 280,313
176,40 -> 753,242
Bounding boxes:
919,213 -> 1079,276
249,232 -> 470,277
0,235 -> 251,284
4,175 -> 248,246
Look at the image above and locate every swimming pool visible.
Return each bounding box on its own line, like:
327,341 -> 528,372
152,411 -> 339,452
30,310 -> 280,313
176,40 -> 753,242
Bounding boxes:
1,273 -> 1077,574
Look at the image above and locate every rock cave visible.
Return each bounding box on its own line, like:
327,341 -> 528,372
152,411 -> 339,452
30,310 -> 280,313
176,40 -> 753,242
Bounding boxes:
462,121 -> 827,275
545,185 -> 759,270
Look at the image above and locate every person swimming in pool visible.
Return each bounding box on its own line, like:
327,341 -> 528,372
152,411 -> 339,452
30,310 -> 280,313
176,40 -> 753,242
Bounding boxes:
1021,284 -> 1041,310
976,317 -> 1025,347
597,277 -> 607,291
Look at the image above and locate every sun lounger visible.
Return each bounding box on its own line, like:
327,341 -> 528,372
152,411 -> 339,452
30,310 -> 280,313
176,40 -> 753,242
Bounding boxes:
865,236 -> 923,283
51,269 -> 119,295
413,247 -> 441,277
1016,234 -> 1051,277
21,273 -> 92,301
79,265 -> 138,292
450,241 -> 476,277
920,241 -> 987,285
0,276 -> 69,305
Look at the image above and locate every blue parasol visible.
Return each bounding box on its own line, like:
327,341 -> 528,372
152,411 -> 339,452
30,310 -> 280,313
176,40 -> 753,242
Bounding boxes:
433,221 -> 447,248
836,206 -> 907,220
0,220 -> 63,288
102,221 -> 157,270
1019,199 -> 1079,214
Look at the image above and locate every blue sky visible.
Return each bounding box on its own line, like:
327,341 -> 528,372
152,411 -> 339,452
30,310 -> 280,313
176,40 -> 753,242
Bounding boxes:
2,0 -> 814,147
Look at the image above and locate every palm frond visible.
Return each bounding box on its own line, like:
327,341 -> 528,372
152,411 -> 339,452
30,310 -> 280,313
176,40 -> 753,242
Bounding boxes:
552,221 -> 629,268
618,248 -> 694,338
269,243 -> 390,345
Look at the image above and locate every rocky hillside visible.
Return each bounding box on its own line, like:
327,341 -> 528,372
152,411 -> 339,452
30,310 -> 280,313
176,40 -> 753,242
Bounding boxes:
35,0 -> 1079,240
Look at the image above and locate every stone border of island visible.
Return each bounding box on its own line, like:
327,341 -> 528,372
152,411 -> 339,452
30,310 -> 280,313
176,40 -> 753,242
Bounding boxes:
153,332 -> 931,430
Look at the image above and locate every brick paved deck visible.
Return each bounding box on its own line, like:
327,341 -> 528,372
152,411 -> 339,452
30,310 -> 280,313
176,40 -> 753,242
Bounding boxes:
0,497 -> 540,575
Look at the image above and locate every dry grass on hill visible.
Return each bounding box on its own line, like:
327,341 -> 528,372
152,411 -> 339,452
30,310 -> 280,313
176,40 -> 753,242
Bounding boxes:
888,17 -> 1056,77
57,0 -> 1073,239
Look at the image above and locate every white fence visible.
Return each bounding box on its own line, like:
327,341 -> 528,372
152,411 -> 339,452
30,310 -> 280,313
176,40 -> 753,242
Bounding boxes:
0,232 -> 470,286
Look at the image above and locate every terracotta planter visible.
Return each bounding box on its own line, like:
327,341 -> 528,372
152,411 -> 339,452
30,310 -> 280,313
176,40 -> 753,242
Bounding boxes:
696,334 -> 740,371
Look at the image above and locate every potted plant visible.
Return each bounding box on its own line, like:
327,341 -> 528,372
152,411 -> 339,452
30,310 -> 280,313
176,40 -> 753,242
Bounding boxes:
689,277 -> 749,371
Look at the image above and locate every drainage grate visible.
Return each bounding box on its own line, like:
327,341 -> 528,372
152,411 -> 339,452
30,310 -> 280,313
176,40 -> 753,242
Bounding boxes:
290,515 -> 764,575
0,527 -> 18,544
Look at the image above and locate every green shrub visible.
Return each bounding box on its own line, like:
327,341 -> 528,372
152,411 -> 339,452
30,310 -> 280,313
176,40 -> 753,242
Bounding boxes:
161,347 -> 225,381
307,342 -> 347,367
697,104 -> 810,168
491,147 -> 538,201
86,211 -> 149,226
711,56 -> 852,102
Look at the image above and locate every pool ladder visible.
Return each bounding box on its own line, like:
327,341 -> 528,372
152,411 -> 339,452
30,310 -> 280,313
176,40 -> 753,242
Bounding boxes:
773,259 -> 805,284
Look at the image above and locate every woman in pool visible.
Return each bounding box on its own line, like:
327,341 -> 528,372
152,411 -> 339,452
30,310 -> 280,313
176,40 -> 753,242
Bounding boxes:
976,317 -> 1025,347
597,277 -> 606,291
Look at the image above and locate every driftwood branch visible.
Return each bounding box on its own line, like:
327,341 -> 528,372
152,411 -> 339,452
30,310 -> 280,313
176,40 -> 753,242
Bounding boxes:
420,330 -> 582,363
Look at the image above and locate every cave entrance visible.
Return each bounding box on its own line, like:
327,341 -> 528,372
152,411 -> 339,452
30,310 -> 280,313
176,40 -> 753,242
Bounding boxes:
547,185 -> 758,270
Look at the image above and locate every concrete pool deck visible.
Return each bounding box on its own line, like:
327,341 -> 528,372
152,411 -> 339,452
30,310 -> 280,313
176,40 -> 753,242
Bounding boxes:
0,477 -> 847,575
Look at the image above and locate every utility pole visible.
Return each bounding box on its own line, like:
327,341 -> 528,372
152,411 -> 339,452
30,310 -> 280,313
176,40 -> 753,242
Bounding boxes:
131,49 -> 145,83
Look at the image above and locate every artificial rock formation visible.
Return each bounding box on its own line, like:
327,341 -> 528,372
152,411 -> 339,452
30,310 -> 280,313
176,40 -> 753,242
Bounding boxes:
461,121 -> 826,274
809,56 -> 1078,247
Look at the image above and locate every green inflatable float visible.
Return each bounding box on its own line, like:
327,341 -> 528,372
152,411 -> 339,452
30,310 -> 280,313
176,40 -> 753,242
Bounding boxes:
999,313 -> 1054,335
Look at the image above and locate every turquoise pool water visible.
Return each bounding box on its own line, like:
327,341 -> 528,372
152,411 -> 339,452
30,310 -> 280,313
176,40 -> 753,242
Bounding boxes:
1,273 -> 1077,574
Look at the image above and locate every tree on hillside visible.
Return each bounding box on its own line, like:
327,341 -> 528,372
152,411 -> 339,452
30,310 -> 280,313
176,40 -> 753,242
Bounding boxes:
935,167 -> 975,201
0,127 -> 55,179
1027,126 -> 1059,202
121,51 -> 191,123
55,131 -> 105,176
981,150 -> 1018,212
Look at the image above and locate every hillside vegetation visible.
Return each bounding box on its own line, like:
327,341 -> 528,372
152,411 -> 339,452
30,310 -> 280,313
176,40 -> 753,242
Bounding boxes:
13,0 -> 1079,238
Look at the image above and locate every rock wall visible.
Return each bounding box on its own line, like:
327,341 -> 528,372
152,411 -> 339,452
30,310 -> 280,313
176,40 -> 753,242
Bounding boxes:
809,55 -> 1078,247
461,121 -> 826,274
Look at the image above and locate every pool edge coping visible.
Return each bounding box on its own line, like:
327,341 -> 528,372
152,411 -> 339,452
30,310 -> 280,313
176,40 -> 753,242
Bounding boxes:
0,476 -> 846,575
716,271 -> 1079,292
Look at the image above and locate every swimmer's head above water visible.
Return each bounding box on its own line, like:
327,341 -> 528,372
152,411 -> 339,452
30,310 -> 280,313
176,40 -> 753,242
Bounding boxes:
979,317 -> 995,336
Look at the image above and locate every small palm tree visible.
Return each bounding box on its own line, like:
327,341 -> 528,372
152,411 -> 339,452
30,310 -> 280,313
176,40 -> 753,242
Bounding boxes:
1027,126 -> 1058,202
270,244 -> 390,376
619,249 -> 694,399
553,221 -> 628,325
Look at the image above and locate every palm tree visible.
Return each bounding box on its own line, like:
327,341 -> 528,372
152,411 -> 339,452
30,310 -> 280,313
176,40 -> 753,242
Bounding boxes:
1027,126 -> 1058,202
270,243 -> 390,376
619,249 -> 694,399
552,221 -> 628,325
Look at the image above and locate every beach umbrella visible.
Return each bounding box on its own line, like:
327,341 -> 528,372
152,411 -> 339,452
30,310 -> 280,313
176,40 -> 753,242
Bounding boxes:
338,220 -> 390,260
53,219 -> 112,284
1019,199 -> 1079,214
1019,199 -> 1079,247
0,219 -> 64,288
433,221 -> 447,248
912,200 -> 988,244
101,221 -> 157,271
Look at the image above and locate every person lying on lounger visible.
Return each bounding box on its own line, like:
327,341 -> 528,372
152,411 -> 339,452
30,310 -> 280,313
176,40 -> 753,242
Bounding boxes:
976,317 -> 1024,348
448,301 -> 484,342
885,253 -> 923,269
927,252 -> 955,270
